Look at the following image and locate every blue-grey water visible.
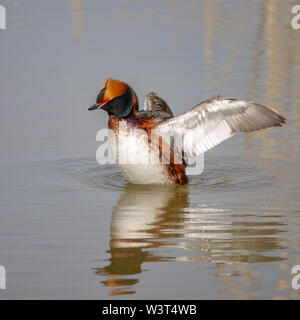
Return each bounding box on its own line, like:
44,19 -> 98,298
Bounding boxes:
0,0 -> 300,299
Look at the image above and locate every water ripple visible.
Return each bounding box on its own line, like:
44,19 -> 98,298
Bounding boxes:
44,156 -> 267,193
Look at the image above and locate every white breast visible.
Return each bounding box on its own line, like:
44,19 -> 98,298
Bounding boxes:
109,121 -> 172,184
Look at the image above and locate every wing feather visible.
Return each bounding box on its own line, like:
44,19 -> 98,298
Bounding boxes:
144,92 -> 174,116
156,97 -> 286,163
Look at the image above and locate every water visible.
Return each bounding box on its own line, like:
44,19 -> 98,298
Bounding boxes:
0,0 -> 300,299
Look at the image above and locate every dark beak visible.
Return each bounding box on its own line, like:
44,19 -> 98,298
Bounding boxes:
88,98 -> 110,111
88,104 -> 100,111
88,87 -> 109,111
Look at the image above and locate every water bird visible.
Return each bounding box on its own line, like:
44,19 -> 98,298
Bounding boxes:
88,78 -> 286,185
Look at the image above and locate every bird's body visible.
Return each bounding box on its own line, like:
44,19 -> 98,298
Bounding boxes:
88,79 -> 286,185
108,115 -> 173,184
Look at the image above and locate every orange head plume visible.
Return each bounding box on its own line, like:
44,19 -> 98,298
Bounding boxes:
88,78 -> 139,117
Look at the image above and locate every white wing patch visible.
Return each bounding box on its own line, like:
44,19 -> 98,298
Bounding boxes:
156,97 -> 285,163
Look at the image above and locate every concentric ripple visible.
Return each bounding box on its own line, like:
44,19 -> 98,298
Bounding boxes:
45,157 -> 126,191
44,155 -> 268,193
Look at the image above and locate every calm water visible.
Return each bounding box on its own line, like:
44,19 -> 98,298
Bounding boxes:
0,0 -> 300,299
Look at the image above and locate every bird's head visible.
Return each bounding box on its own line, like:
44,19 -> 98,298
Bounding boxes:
88,78 -> 139,118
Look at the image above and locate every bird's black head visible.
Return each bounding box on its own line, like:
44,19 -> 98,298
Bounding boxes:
88,78 -> 138,118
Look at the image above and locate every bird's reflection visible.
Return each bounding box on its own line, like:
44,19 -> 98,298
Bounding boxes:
93,182 -> 286,296
93,184 -> 188,296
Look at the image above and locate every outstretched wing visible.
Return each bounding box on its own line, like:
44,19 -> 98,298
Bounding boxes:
156,96 -> 286,163
144,92 -> 174,116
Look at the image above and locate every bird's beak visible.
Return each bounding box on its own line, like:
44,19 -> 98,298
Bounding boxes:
88,103 -> 100,111
88,99 -> 110,111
